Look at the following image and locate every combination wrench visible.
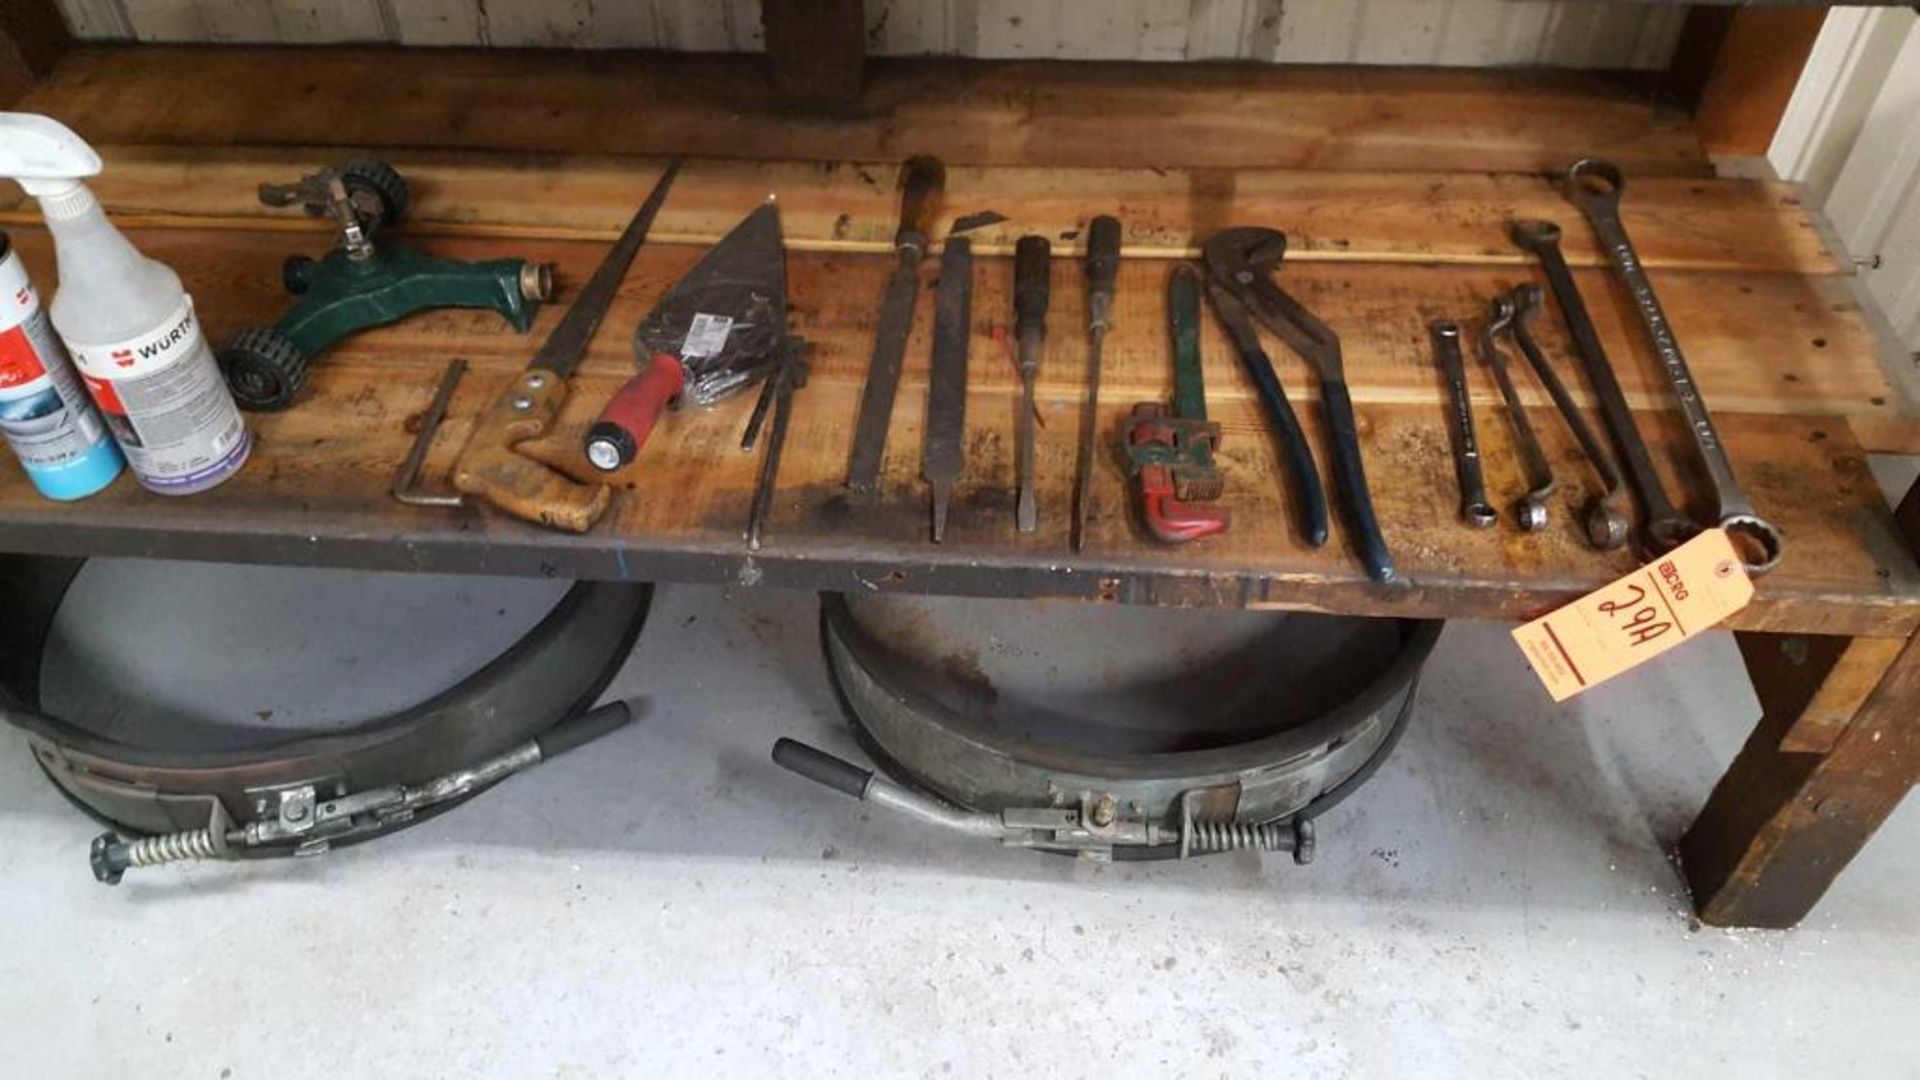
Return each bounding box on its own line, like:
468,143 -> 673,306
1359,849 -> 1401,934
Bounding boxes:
1508,219 -> 1696,559
1432,320 -> 1496,528
1507,283 -> 1630,550
1564,158 -> 1783,575
1478,296 -> 1555,532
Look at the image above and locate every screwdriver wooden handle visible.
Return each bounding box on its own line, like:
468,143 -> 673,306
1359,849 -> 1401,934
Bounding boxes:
1084,217 -> 1121,293
584,355 -> 686,472
895,156 -> 946,254
1014,235 -> 1051,341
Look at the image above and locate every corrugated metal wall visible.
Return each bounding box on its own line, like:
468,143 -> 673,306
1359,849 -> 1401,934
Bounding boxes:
54,0 -> 1687,69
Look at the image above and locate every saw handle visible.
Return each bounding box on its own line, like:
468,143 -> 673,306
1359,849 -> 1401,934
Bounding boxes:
452,369 -> 613,533
896,156 -> 946,253
585,355 -> 686,472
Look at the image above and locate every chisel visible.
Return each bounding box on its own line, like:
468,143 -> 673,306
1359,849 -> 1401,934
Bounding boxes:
1013,235 -> 1050,533
1073,216 -> 1120,551
923,237 -> 973,543
845,156 -> 946,494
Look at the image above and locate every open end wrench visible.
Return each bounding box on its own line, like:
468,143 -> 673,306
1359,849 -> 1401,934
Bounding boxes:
1564,159 -> 1783,575
1507,283 -> 1630,550
1509,219 -> 1696,559
1432,320 -> 1496,528
1478,297 -> 1555,532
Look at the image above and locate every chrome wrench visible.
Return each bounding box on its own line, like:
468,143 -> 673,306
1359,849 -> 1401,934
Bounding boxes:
1506,283 -> 1630,550
1508,219 -> 1695,559
1478,296 -> 1555,532
1564,159 -> 1783,575
1432,320 -> 1496,528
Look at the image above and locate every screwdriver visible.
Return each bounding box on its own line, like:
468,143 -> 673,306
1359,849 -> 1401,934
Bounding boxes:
1073,216 -> 1120,551
1013,235 -> 1051,533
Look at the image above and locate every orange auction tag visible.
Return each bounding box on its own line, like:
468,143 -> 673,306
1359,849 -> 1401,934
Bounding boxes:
1513,528 -> 1753,702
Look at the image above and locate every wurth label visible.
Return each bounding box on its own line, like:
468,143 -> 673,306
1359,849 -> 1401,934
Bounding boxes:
69,296 -> 248,487
0,324 -> 49,387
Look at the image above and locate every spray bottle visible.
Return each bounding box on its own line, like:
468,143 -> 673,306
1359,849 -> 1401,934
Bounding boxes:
0,230 -> 123,499
0,113 -> 248,494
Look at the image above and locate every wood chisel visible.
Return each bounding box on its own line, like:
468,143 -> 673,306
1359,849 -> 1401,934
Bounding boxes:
1012,235 -> 1050,533
1073,216 -> 1120,551
923,237 -> 973,543
845,156 -> 945,494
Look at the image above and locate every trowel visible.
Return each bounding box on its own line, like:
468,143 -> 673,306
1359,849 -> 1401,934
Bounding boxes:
584,201 -> 789,472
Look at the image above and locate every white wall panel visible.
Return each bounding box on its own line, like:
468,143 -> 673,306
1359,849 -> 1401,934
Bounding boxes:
57,0 -> 135,38
1773,8 -> 1920,351
387,0 -> 483,46
56,0 -> 1687,69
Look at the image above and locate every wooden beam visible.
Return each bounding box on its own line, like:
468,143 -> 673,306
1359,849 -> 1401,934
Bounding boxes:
1734,634 -> 1905,756
1688,6 -> 1828,158
19,47 -> 1711,176
1683,477 -> 1920,927
0,0 -> 69,107
761,0 -> 866,107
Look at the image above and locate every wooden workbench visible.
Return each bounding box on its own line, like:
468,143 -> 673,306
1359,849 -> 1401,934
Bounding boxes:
1,44 -> 1915,928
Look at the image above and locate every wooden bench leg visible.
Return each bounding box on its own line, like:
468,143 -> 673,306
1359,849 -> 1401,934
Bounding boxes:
1682,482 -> 1920,927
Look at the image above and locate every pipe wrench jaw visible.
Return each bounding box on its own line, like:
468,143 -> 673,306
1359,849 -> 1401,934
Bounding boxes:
1124,404 -> 1228,543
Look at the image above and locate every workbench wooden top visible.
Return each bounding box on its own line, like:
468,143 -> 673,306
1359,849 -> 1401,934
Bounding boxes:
1,48 -> 1915,636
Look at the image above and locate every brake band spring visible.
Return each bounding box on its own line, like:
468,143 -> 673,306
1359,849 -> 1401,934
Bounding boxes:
125,828 -> 222,867
1187,819 -> 1295,855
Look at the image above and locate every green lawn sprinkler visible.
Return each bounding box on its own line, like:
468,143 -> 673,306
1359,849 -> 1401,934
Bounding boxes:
217,161 -> 554,411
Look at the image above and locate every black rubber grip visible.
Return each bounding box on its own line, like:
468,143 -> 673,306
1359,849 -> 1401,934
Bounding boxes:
1322,380 -> 1397,585
1014,235 -> 1052,331
771,738 -> 872,800
1084,215 -> 1121,291
535,700 -> 633,759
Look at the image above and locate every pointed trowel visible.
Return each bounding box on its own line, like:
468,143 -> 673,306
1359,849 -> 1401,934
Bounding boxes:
585,200 -> 789,472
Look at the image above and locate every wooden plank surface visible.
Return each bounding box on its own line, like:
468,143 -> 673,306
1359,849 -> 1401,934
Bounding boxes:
0,225 -> 1913,636
0,228 -> 1883,428
0,147 -> 1840,274
19,47 -> 1713,176
1,50 -> 1911,635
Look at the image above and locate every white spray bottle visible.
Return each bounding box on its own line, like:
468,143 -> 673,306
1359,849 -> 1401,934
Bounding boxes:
0,113 -> 248,494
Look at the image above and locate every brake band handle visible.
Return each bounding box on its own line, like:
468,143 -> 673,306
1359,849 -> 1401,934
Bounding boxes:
585,355 -> 686,472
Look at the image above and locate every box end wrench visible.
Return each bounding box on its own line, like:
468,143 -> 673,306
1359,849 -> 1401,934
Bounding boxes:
1432,320 -> 1497,529
1508,218 -> 1697,560
1506,283 -> 1631,550
1563,158 -> 1783,575
1478,296 -> 1555,532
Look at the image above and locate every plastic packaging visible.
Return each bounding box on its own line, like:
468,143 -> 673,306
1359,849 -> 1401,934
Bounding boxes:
0,113 -> 248,494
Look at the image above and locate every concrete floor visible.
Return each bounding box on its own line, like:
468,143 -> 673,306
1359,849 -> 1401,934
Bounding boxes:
1,578 -> 1916,1078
